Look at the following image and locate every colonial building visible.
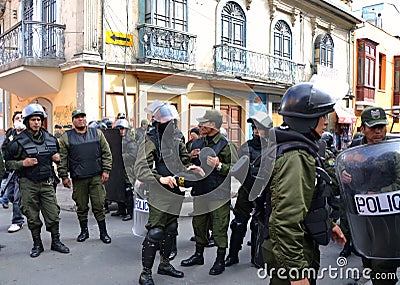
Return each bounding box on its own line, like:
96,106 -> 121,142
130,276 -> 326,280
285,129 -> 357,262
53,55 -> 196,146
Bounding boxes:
353,20 -> 400,133
0,0 -> 360,146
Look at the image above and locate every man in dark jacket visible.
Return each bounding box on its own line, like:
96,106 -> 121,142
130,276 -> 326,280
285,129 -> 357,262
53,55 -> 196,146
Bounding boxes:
225,111 -> 272,267
1,111 -> 25,232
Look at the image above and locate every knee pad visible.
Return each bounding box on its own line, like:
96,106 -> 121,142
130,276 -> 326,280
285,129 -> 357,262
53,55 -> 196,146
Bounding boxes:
165,221 -> 178,235
147,227 -> 164,243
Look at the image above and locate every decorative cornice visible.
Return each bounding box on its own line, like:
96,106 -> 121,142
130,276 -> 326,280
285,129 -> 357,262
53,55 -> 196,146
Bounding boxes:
245,0 -> 252,10
268,0 -> 277,21
328,23 -> 336,34
291,7 -> 300,27
311,16 -> 321,36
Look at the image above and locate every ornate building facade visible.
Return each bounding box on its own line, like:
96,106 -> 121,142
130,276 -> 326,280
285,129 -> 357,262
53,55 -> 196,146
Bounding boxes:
0,0 -> 360,145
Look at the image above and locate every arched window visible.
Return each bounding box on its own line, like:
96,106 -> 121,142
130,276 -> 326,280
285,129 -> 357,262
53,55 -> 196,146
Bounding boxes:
23,0 -> 34,20
221,1 -> 246,47
314,34 -> 334,68
273,20 -> 292,59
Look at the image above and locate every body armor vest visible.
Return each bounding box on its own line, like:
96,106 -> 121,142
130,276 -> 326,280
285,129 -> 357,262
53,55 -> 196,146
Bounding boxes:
67,128 -> 102,179
148,128 -> 183,194
18,130 -> 58,181
190,136 -> 229,199
241,137 -> 263,192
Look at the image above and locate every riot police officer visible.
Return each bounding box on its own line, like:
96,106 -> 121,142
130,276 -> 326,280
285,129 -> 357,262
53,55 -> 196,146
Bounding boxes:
58,109 -> 113,244
320,132 -> 341,223
134,101 -> 196,285
225,111 -> 272,267
114,118 -> 137,221
5,104 -> 70,258
180,109 -> 239,276
338,106 -> 400,285
260,82 -> 346,284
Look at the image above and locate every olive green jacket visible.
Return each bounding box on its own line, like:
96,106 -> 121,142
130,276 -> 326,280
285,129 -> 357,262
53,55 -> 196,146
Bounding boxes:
57,128 -> 112,179
269,148 -> 317,272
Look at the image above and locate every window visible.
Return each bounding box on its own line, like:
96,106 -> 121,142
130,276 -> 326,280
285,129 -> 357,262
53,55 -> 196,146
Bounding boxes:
221,1 -> 246,47
23,0 -> 33,20
42,0 -> 57,56
314,34 -> 334,68
394,56 -> 400,105
23,0 -> 34,56
145,0 -> 188,32
364,43 -> 376,87
379,53 -> 386,90
356,39 -> 378,102
273,20 -> 291,59
219,1 -> 246,66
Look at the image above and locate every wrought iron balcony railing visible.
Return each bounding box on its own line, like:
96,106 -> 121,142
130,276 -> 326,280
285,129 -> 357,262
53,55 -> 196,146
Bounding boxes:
137,23 -> 196,66
0,20 -> 66,65
214,44 -> 306,84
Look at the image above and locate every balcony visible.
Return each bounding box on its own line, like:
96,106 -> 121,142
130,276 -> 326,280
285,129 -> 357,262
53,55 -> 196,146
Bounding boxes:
214,44 -> 306,85
137,23 -> 196,68
0,20 -> 66,97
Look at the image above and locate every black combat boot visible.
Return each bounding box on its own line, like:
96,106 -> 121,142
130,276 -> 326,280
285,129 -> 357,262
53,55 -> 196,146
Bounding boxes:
30,236 -> 44,258
158,233 -> 184,278
225,218 -> 247,267
97,219 -> 111,244
158,256 -> 184,278
123,190 -> 134,222
139,267 -> 154,285
210,248 -> 226,275
168,236 -> 177,261
51,234 -> 70,254
77,220 -> 89,242
139,238 -> 158,285
250,217 -> 263,268
111,202 -> 126,216
180,244 -> 204,266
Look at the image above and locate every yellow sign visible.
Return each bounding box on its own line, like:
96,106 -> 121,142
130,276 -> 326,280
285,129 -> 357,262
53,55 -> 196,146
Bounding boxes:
106,31 -> 133,47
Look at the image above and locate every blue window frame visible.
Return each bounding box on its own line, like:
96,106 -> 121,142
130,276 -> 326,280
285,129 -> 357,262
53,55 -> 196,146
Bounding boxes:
315,33 -> 334,68
145,0 -> 188,31
273,20 -> 292,59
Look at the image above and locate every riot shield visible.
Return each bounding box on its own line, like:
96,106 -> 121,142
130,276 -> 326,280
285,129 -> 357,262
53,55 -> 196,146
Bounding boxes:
336,140 -> 400,259
102,129 -> 125,202
121,129 -> 138,186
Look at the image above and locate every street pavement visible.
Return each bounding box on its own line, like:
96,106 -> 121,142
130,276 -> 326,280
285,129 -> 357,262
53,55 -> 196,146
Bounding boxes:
0,184 -> 383,285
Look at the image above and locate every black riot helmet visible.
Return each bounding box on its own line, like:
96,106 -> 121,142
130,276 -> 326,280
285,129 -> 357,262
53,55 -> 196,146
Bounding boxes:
101,118 -> 113,129
321,132 -> 334,148
22,103 -> 47,126
279,82 -> 335,134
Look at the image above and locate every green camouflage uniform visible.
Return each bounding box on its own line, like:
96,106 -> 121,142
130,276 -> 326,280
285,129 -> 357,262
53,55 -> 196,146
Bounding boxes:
5,130 -> 61,237
58,128 -> 112,222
